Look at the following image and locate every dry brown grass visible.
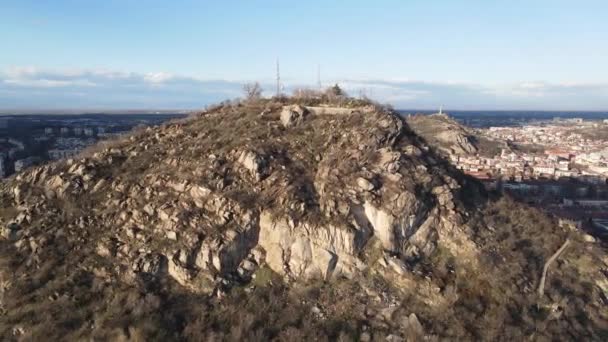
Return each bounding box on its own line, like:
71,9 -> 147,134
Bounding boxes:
1,97 -> 606,341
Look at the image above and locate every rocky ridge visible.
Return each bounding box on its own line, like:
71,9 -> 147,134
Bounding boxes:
2,103 -> 474,288
0,98 -> 606,340
406,113 -> 479,156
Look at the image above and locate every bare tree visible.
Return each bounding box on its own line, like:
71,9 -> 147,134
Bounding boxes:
243,82 -> 263,100
293,88 -> 322,99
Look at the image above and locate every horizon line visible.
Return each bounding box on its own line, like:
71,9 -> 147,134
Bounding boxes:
1,107 -> 607,115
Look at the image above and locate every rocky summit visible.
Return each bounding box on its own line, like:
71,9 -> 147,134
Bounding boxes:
406,113 -> 479,156
0,97 -> 607,341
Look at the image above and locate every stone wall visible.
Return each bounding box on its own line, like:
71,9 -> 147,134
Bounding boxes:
305,105 -> 376,116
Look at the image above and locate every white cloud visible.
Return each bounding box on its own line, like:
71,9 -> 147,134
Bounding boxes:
0,67 -> 245,109
4,78 -> 97,88
483,83 -> 548,98
1,67 -> 608,110
334,79 -> 608,109
143,72 -> 175,84
4,66 -> 39,79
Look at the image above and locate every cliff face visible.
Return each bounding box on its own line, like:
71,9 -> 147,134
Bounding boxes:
0,99 -> 606,340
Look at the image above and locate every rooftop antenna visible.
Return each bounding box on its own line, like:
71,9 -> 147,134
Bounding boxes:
276,58 -> 281,97
317,64 -> 322,90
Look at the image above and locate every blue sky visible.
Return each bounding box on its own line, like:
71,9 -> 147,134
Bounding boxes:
1,0 -> 607,110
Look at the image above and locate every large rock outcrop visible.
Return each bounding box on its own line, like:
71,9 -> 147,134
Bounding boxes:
0,98 -> 606,340
0,101 -> 475,285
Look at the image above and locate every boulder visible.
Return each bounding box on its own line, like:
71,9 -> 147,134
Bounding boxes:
357,177 -> 375,191
237,259 -> 258,278
168,257 -> 191,286
166,231 -> 178,241
237,151 -> 268,181
190,185 -> 212,201
582,234 -> 596,243
96,242 -> 113,257
280,105 -> 309,127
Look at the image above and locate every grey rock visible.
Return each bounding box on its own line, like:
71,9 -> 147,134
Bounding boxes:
357,177 -> 375,191
280,105 -> 309,127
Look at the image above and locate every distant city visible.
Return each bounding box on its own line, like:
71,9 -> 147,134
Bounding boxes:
400,109 -> 608,128
403,110 -> 608,239
0,113 -> 187,179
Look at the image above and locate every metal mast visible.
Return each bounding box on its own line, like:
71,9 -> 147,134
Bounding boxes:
317,64 -> 322,90
276,58 -> 281,97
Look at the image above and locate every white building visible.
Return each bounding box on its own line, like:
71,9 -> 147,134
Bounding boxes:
533,166 -> 555,176
48,149 -> 79,160
588,165 -> 608,175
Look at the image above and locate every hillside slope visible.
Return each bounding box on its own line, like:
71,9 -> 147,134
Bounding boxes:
406,113 -> 507,157
0,98 -> 606,341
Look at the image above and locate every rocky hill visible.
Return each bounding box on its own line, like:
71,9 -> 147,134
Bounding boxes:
406,113 -> 506,157
0,98 -> 606,341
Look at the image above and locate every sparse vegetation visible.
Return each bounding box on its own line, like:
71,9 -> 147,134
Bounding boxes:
243,82 -> 263,101
0,96 -> 606,341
